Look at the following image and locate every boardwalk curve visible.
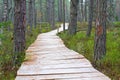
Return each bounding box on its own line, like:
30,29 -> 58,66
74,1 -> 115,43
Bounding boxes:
15,24 -> 110,80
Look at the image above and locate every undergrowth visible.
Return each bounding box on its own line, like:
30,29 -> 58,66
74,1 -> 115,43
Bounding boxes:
58,22 -> 120,80
0,22 -> 58,80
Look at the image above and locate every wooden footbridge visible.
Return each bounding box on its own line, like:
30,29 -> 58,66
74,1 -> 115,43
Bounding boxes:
15,24 -> 110,80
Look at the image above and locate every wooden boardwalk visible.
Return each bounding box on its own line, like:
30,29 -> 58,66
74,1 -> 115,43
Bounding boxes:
15,24 -> 110,80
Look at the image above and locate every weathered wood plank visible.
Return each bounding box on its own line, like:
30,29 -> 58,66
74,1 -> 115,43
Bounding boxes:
18,67 -> 98,76
16,73 -> 107,80
57,77 -> 110,80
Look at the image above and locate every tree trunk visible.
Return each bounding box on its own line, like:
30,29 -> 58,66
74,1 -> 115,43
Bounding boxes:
28,0 -> 33,31
46,0 -> 51,23
3,0 -> 8,22
94,0 -> 107,61
86,0 -> 93,37
58,0 -> 63,22
51,0 -> 55,29
65,0 -> 70,22
8,0 -> 13,23
39,0 -> 43,22
68,0 -> 79,35
14,0 -> 26,63
33,0 -> 36,28
81,0 -> 84,22
84,0 -> 88,22
77,1 -> 81,22
63,0 -> 65,32
49,0 -> 55,29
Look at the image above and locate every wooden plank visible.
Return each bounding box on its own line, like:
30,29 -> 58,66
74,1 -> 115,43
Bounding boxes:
22,63 -> 92,69
22,59 -> 91,66
16,72 -> 107,80
17,67 -> 98,76
17,63 -> 93,75
26,47 -> 69,53
57,77 -> 110,80
37,59 -> 90,64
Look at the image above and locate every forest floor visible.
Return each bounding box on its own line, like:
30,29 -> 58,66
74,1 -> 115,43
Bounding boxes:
15,23 -> 110,80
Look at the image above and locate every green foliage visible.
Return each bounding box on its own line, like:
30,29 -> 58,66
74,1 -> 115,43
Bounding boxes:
0,21 -> 11,28
58,27 -> 120,80
115,16 -> 119,21
113,21 -> 120,27
0,30 -> 14,80
55,22 -> 62,28
41,23 -> 51,33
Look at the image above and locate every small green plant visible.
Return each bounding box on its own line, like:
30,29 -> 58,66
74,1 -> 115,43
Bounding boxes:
0,21 -> 11,28
113,21 -> 120,27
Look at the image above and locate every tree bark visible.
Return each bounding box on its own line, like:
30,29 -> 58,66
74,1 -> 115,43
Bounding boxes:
14,0 -> 26,63
46,0 -> 50,23
58,0 -> 63,22
3,0 -> 8,22
39,0 -> 43,22
94,0 -> 107,61
33,0 -> 36,28
49,0 -> 55,29
81,0 -> 84,21
28,0 -> 33,31
86,0 -> 93,37
63,0 -> 65,32
84,0 -> 88,22
68,0 -> 79,35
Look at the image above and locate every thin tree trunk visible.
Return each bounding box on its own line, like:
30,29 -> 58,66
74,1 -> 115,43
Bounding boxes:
33,0 -> 36,28
46,0 -> 50,23
86,0 -> 93,37
39,0 -> 41,22
84,0 -> 87,22
68,0 -> 79,35
65,0 -> 70,22
63,0 -> 65,32
28,0 -> 33,31
58,0 -> 63,22
14,0 -> 26,64
81,0 -> 84,22
94,0 -> 107,61
77,1 -> 81,22
49,0 -> 55,29
3,0 -> 8,22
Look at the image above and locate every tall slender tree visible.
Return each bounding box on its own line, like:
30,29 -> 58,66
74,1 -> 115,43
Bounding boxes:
58,0 -> 63,22
39,0 -> 43,22
80,0 -> 84,21
63,0 -> 65,32
86,0 -> 94,37
3,0 -> 8,22
94,0 -> 107,61
33,0 -> 36,28
84,0 -> 88,21
48,0 -> 55,29
28,0 -> 33,31
14,0 -> 26,63
68,0 -> 79,35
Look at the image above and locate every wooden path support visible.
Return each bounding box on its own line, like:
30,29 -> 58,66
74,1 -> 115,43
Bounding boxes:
16,24 -> 110,80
